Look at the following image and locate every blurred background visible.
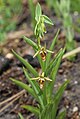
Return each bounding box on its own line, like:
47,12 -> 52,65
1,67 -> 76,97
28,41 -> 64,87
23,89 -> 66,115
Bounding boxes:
0,0 -> 80,43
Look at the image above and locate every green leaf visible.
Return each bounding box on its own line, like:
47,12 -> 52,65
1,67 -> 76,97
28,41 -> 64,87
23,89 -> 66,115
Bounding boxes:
18,113 -> 24,119
46,48 -> 65,101
23,36 -> 43,69
49,29 -> 60,51
51,80 -> 69,119
43,48 -> 64,104
22,105 -> 40,116
46,29 -> 60,67
13,36 -> 43,72
23,36 -> 38,50
35,3 -> 42,21
37,54 -> 42,67
40,103 -> 54,119
45,48 -> 63,76
12,50 -> 38,77
56,108 -> 66,119
50,48 -> 65,78
42,15 -> 53,25
23,67 -> 40,92
42,81 -> 47,106
23,67 -> 44,109
41,81 -> 68,119
10,78 -> 37,99
50,48 -> 65,90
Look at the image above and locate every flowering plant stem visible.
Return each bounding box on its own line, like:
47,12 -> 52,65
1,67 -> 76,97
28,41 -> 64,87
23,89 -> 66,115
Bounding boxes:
11,3 -> 69,119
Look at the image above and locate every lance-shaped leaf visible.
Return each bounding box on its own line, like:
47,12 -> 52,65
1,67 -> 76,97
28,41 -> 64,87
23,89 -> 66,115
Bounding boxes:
10,78 -> 37,99
43,49 -> 63,104
35,3 -> 42,21
12,50 -> 38,77
46,29 -> 60,67
22,105 -> 40,116
40,103 -> 53,119
23,36 -> 38,50
41,81 -> 47,106
23,67 -> 44,109
42,81 -> 68,119
42,15 -> 53,25
46,48 -> 65,100
51,80 -> 69,119
45,48 -> 63,76
18,113 -> 24,119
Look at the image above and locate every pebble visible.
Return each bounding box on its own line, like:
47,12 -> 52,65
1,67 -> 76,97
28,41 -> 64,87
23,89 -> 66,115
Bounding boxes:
74,81 -> 78,85
66,105 -> 69,109
59,69 -> 64,74
73,106 -> 78,112
6,53 -> 14,59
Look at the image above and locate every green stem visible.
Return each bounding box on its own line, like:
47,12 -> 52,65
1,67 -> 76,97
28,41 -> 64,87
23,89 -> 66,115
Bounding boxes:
37,37 -> 41,48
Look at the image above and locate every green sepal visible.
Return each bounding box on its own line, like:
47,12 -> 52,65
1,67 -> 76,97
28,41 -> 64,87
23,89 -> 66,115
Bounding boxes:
42,15 -> 53,25
35,3 -> 42,21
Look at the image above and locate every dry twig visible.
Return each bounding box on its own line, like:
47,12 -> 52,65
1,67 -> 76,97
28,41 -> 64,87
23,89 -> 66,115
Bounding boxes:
62,47 -> 80,59
0,89 -> 26,113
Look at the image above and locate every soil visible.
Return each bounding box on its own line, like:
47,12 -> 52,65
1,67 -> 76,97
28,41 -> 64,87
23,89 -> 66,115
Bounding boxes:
0,1 -> 80,119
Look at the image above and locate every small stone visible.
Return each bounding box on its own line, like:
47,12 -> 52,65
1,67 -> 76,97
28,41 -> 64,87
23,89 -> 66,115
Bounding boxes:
73,106 -> 78,112
6,53 -> 14,59
74,81 -> 78,85
59,69 -> 64,74
54,84 -> 57,88
2,83 -> 5,86
66,105 -> 69,109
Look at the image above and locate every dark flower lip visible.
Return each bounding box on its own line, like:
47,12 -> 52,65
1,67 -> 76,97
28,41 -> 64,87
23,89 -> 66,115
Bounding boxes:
41,55 -> 46,61
40,50 -> 46,61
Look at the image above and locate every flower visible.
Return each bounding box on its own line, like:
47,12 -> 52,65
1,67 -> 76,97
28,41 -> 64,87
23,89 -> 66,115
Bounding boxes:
33,46 -> 54,61
31,72 -> 52,89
